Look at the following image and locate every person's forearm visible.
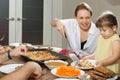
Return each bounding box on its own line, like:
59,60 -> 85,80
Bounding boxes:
100,55 -> 119,66
0,62 -> 34,80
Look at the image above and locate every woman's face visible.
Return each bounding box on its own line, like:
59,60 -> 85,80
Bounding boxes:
76,9 -> 92,31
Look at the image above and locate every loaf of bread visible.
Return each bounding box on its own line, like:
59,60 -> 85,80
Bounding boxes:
87,67 -> 116,79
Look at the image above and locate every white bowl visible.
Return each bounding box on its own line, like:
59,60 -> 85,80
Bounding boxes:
44,60 -> 68,69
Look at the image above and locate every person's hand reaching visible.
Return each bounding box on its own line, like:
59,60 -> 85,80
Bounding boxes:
11,45 -> 27,57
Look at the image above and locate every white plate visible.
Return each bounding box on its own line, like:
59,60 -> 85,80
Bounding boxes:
44,60 -> 68,69
71,60 -> 96,70
54,78 -> 79,80
51,68 -> 85,78
40,46 -> 62,53
9,43 -> 32,47
52,47 -> 62,53
0,64 -> 23,74
9,43 -> 20,47
107,75 -> 118,80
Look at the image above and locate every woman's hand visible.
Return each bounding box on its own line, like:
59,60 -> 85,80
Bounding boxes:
81,56 -> 89,60
56,20 -> 66,37
51,18 -> 66,37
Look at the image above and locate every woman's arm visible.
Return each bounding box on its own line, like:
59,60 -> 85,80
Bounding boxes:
97,40 -> 120,67
51,18 -> 66,37
0,62 -> 42,80
81,53 -> 95,60
51,18 -> 59,27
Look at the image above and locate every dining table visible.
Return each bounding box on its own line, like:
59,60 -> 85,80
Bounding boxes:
0,46 -> 120,80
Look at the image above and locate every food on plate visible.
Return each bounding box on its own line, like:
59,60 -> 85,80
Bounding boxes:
87,71 -> 106,80
56,66 -> 80,77
94,67 -> 116,78
77,60 -> 94,68
88,70 -> 108,79
26,51 -> 59,60
0,46 -> 11,54
44,60 -> 68,69
87,67 -> 116,79
4,46 -> 11,52
46,61 -> 67,66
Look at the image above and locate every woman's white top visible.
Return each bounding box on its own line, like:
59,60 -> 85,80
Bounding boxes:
60,19 -> 100,57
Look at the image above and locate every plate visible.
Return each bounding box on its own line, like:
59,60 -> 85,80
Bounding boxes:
40,46 -> 62,53
107,75 -> 118,80
71,60 -> 96,70
9,43 -> 20,47
51,68 -> 85,78
0,64 -> 23,74
9,43 -> 33,49
44,60 -> 68,69
54,78 -> 79,80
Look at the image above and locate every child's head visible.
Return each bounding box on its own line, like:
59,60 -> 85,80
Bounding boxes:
95,11 -> 118,39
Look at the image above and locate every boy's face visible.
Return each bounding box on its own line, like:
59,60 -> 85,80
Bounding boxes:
99,26 -> 115,39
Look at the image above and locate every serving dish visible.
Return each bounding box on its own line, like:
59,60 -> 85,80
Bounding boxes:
44,60 -> 68,69
71,60 -> 96,70
22,49 -> 68,63
9,42 -> 38,50
51,66 -> 85,78
39,46 -> 62,53
0,64 -> 23,74
107,76 -> 118,80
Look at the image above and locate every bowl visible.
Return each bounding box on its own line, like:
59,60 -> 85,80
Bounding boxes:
44,60 -> 68,69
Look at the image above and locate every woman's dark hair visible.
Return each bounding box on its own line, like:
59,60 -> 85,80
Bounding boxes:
95,11 -> 118,28
74,2 -> 93,17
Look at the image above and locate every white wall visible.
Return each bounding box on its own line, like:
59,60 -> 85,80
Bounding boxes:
43,0 -> 63,48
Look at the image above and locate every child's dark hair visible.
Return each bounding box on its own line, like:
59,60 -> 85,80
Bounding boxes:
95,11 -> 118,28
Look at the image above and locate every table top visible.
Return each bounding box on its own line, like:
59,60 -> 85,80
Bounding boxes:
0,57 -> 66,80
0,56 -> 120,80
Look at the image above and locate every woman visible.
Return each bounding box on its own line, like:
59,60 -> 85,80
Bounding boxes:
51,2 -> 100,57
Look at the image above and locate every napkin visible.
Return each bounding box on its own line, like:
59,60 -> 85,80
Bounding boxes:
59,49 -> 77,56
